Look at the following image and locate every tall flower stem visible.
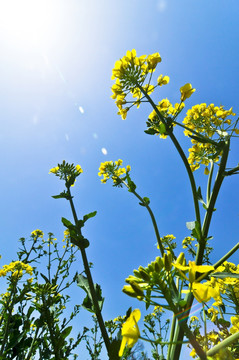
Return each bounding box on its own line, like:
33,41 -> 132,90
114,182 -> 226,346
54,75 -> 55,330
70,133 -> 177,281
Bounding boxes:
169,140 -> 230,360
196,139 -> 230,265
122,179 -> 164,256
138,84 -> 201,229
137,88 -> 234,360
66,187 -> 111,358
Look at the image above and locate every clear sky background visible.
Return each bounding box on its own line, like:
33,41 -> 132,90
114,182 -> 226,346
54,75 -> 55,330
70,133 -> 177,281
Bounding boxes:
0,0 -> 238,358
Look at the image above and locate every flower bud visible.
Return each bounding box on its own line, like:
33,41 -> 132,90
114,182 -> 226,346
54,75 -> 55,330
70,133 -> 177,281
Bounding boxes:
163,252 -> 172,271
125,275 -> 140,284
154,261 -> 160,273
130,282 -> 145,297
133,269 -> 142,278
155,256 -> 164,270
138,266 -> 150,281
176,252 -> 186,266
122,285 -> 138,298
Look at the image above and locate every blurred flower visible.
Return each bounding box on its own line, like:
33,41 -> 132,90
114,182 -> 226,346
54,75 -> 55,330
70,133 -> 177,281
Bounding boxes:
119,309 -> 141,357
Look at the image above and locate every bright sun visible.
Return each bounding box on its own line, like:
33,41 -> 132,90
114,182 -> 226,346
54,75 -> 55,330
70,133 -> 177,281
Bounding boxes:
0,0 -> 54,51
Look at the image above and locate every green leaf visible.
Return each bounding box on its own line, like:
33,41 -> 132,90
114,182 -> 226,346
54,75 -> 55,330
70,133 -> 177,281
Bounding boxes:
186,220 -> 201,239
210,272 -> 239,279
77,274 -> 104,312
52,191 -> 71,200
126,173 -> 136,192
217,318 -> 230,327
83,211 -> 97,223
143,197 -> 150,205
139,197 -> 150,206
197,186 -> 202,199
61,326 -> 72,339
188,134 -> 215,144
158,122 -> 166,134
40,273 -> 50,283
71,234 -> 90,249
61,217 -> 74,229
125,307 -> 132,319
144,128 -> 158,135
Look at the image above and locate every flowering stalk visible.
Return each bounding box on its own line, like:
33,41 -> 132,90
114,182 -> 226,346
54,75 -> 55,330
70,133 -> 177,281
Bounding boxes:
109,49 -> 239,359
65,185 -> 111,358
137,83 -> 202,230
168,140 -> 230,360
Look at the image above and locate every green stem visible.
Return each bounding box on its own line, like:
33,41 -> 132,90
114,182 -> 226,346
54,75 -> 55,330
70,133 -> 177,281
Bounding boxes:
122,180 -> 164,256
167,313 -> 177,360
176,319 -> 208,360
138,84 -> 204,360
169,140 -> 231,360
171,119 -> 218,147
206,161 -> 214,205
25,326 -> 40,360
0,279 -> 18,357
138,84 -> 201,228
196,139 -> 230,266
140,336 -> 189,345
213,242 -> 239,269
202,304 -> 208,352
224,164 -> 239,175
66,187 -> 111,358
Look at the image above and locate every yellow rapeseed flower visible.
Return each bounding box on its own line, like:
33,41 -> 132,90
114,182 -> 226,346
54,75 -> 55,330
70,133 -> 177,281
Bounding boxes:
180,83 -> 195,101
75,164 -> 83,174
157,75 -> 170,86
49,166 -> 59,174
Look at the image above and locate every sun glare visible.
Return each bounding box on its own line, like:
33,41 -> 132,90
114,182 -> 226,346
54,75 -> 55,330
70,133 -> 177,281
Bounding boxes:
0,0 -> 54,51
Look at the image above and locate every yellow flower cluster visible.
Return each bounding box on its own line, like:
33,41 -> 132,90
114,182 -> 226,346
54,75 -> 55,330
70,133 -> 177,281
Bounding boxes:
98,159 -> 131,184
49,166 -> 59,174
189,330 -> 222,358
158,234 -> 176,250
147,100 -> 185,138
111,49 -> 165,119
31,229 -> 44,238
182,236 -> 195,249
230,315 -> 239,334
49,164 -> 83,176
49,162 -> 83,187
62,229 -> 75,249
212,261 -> 239,307
173,260 -> 220,303
183,103 -> 238,172
75,164 -> 83,174
0,260 -> 33,278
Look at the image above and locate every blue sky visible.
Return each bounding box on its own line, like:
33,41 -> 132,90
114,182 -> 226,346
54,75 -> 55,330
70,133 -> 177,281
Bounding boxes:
0,0 -> 238,358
